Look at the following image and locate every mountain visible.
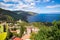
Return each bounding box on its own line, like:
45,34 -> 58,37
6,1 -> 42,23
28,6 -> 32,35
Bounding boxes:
0,8 -> 37,22
27,14 -> 60,22
13,11 -> 37,21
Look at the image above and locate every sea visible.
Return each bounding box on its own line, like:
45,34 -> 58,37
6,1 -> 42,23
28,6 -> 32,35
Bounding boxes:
27,13 -> 60,22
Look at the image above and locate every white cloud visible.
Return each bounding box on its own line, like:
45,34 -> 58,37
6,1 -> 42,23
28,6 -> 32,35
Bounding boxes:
43,0 -> 50,2
3,0 -> 10,2
24,0 -> 34,2
30,2 -> 35,6
46,0 -> 50,2
51,10 -> 60,13
0,0 -> 60,13
1,0 -> 36,10
46,5 -> 60,8
3,0 -> 20,3
0,2 -> 13,8
46,10 -> 60,13
0,0 -> 41,13
0,2 -> 17,11
11,2 -> 40,13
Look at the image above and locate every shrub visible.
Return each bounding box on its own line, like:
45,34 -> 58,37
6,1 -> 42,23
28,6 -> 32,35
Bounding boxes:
30,21 -> 60,40
0,32 -> 7,40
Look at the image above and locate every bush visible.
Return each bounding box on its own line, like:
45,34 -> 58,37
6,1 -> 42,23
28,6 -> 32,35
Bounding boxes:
6,30 -> 13,40
0,32 -> 7,40
30,21 -> 60,40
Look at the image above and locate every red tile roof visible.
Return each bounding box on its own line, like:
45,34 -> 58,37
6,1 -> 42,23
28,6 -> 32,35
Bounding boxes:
13,37 -> 22,40
22,34 -> 30,40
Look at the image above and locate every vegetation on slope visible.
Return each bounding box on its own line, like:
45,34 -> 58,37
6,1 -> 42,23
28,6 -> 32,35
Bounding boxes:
30,21 -> 60,40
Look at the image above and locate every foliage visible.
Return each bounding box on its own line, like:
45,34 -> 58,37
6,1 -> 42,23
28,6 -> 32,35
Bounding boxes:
5,24 -> 13,40
30,21 -> 60,40
0,24 -> 4,33
6,30 -> 13,40
0,23 -> 8,40
5,24 -> 8,32
19,26 -> 25,38
31,22 -> 44,28
12,21 -> 27,38
30,32 -> 36,40
5,15 -> 14,22
17,22 -> 26,38
17,21 -> 30,26
0,32 -> 7,40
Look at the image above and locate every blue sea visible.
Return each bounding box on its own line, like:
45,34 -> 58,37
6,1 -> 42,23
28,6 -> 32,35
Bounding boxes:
27,14 -> 60,22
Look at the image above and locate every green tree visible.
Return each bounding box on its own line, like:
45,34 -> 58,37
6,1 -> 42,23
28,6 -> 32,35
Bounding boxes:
6,29 -> 13,40
31,22 -> 44,28
0,24 -> 4,33
5,15 -> 14,22
31,21 -> 60,40
15,21 -> 27,38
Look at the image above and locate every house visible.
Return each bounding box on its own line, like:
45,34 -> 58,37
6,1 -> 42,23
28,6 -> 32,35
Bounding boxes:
25,25 -> 39,34
9,24 -> 20,34
22,34 -> 30,40
13,37 -> 22,40
21,25 -> 39,40
11,36 -> 22,40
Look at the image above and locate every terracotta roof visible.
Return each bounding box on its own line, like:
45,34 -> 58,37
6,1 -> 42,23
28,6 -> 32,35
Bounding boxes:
13,37 -> 22,40
22,34 -> 30,40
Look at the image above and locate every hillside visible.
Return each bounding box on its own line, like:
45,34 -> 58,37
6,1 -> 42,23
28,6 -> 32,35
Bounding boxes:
0,8 -> 37,22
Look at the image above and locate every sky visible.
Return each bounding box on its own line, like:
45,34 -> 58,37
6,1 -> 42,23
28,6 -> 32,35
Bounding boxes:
0,0 -> 60,13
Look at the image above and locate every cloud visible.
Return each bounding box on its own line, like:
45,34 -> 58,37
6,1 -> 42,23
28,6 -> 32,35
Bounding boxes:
0,0 -> 41,13
43,0 -> 50,2
9,2 -> 41,13
1,0 -> 36,10
46,5 -> 60,8
3,0 -> 20,3
24,0 -> 34,3
0,0 -> 60,13
51,10 -> 60,13
0,2 -> 13,8
3,0 -> 10,2
46,10 -> 60,13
